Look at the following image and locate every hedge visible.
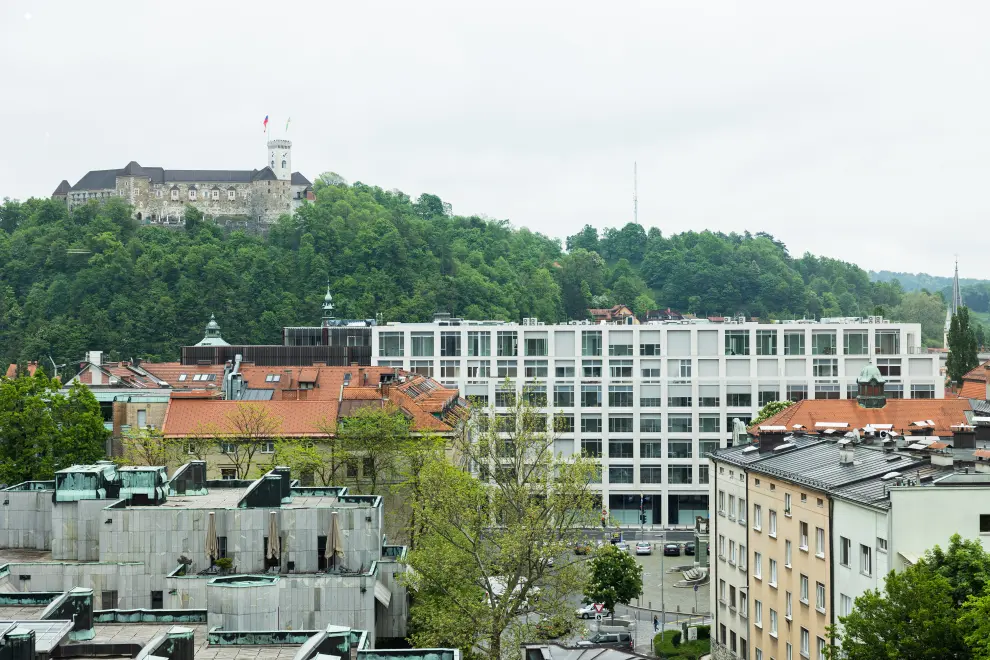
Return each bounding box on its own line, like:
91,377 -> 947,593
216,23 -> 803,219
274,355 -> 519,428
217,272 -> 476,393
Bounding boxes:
653,626 -> 711,659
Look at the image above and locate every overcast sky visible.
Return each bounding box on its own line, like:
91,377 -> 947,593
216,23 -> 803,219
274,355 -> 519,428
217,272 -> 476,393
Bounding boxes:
2,1 -> 986,279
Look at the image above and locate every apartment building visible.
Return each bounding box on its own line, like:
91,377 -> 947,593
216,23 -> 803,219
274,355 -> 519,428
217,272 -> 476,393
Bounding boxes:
709,367 -> 976,660
372,316 -> 938,525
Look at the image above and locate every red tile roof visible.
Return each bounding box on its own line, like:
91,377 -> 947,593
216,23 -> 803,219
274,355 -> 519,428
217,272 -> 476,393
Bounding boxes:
162,400 -> 338,438
752,398 -> 973,438
974,449 -> 990,460
959,361 -> 990,400
5,362 -> 39,379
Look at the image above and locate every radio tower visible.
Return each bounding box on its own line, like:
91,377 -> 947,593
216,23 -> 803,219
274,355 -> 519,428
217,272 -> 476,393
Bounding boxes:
633,161 -> 639,225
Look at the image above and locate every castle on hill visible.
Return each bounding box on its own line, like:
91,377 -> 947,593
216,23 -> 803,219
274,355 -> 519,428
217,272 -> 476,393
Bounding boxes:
52,140 -> 313,223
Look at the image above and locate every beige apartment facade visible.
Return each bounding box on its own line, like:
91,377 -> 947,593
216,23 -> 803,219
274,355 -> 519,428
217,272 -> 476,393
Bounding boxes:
747,469 -> 830,660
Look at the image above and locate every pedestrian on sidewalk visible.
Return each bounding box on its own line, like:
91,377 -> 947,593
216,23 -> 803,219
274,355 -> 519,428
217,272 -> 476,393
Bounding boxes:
653,615 -> 659,633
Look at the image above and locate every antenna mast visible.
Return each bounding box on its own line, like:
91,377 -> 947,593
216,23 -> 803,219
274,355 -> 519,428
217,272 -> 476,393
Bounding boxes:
633,161 -> 639,225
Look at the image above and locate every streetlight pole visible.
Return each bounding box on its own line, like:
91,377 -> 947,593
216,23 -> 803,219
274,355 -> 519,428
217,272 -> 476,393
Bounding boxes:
660,530 -> 665,630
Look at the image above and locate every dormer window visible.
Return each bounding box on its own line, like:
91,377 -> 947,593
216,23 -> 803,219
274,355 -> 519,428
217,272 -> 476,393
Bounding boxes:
228,189 -> 236,200
177,374 -> 187,381
189,189 -> 197,201
156,190 -> 163,198
212,190 -> 219,200
171,189 -> 179,201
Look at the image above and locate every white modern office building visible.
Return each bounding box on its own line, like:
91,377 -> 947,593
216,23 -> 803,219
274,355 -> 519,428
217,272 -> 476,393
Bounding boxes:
371,316 -> 940,526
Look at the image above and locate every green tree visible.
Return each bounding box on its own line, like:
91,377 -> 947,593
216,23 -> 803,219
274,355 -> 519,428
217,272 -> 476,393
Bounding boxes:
0,368 -> 108,483
890,291 -> 946,347
752,400 -> 793,426
584,544 -> 644,622
205,403 -> 283,479
405,389 -> 598,660
336,404 -> 412,496
829,534 -> 990,660
119,427 -> 183,469
947,307 -> 980,384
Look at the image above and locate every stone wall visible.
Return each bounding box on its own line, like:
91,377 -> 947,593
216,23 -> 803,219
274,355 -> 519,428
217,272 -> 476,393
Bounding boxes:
52,500 -> 107,561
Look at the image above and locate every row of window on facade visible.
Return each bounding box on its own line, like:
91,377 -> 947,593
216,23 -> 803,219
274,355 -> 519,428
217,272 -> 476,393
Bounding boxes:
479,411 -> 740,435
157,188 -> 239,201
462,381 -> 934,410
593,464 -> 708,485
378,329 -> 904,357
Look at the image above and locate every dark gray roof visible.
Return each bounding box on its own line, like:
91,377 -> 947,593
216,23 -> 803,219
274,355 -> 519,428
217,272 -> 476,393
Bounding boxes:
710,435 -> 822,466
831,463 -> 955,509
69,162 -> 284,191
748,442 -> 928,491
52,180 -> 71,196
291,172 -> 312,186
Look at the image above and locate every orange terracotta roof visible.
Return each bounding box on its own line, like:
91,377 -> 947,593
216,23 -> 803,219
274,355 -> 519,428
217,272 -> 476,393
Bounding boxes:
752,398 -> 973,438
974,449 -> 990,460
162,399 -> 338,438
960,381 -> 986,399
928,441 -> 949,450
342,387 -> 382,400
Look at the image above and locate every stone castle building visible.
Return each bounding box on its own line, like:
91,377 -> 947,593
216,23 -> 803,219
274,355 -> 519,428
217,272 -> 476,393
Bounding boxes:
52,140 -> 313,223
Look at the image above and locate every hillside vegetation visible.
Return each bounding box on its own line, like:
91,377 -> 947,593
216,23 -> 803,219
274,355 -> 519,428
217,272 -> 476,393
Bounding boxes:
0,175 -> 946,367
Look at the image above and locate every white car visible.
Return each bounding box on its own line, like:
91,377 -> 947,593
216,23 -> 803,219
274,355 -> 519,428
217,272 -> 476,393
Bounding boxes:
614,541 -> 630,553
635,541 -> 652,555
575,603 -> 611,619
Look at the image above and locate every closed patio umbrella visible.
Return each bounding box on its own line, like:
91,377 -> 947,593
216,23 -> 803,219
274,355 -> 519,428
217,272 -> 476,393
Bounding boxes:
324,510 -> 344,569
267,511 -> 280,559
206,511 -> 218,562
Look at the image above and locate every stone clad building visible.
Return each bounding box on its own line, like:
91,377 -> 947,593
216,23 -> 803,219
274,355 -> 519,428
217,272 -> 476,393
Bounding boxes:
53,140 -> 313,223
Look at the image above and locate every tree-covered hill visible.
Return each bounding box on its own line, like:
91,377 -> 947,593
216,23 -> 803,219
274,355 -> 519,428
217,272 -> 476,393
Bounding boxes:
0,175 -> 945,368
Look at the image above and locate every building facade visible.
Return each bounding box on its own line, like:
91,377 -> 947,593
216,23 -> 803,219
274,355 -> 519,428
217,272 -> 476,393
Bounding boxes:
371,317 -> 939,525
53,140 -> 313,223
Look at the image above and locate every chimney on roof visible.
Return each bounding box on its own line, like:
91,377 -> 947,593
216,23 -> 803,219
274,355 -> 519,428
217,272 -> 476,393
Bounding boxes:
953,426 -> 977,449
758,430 -> 787,453
839,439 -> 855,465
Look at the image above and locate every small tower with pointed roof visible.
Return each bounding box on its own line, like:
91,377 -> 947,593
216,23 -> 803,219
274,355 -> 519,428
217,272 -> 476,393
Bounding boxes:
195,314 -> 230,347
321,284 -> 335,327
952,258 -> 963,317
856,362 -> 887,409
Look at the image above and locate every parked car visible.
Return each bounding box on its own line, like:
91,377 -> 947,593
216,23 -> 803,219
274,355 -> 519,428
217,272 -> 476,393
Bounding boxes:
663,543 -> 681,556
575,603 -> 612,619
685,542 -> 696,555
635,541 -> 652,555
615,541 -> 630,553
577,632 -> 634,650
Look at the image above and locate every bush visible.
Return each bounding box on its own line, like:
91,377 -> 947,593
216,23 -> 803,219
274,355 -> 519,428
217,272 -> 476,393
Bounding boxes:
653,628 -> 711,659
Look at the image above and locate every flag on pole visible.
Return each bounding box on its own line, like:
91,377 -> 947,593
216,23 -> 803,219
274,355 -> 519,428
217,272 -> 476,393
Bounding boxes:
263,115 -> 269,132
285,117 -> 291,132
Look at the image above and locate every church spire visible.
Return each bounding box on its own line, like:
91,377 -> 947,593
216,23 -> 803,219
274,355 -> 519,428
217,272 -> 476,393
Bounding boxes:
321,281 -> 335,326
952,258 -> 963,317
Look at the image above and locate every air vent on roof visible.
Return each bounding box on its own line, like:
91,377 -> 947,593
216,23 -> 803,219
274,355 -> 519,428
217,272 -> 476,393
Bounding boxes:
742,446 -> 759,454
772,442 -> 797,453
880,471 -> 902,481
885,455 -> 902,463
815,422 -> 849,429
920,475 -> 935,483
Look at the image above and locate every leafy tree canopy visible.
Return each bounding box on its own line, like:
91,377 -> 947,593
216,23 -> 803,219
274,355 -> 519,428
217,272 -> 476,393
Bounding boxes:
584,544 -> 644,621
752,400 -> 794,426
947,307 -> 980,384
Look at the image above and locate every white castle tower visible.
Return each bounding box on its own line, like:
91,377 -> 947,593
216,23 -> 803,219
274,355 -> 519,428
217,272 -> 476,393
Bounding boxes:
267,139 -> 292,181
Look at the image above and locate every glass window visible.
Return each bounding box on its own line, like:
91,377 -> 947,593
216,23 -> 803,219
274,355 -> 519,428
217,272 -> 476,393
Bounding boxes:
753,504 -> 762,530
410,360 -> 432,377
581,384 -> 602,407
911,384 -> 935,399
698,384 -> 719,407
581,415 -> 602,433
525,336 -> 548,356
554,414 -> 574,433
800,574 -> 809,602
640,342 -> 661,355
727,390 -> 752,407
769,510 -> 777,536
784,332 -> 805,355
812,332 -> 837,355
609,342 -> 633,356
554,385 -> 574,407
582,331 -> 602,356
609,439 -> 633,458
725,330 -> 749,356
668,384 -> 692,407
496,360 -> 517,378
668,440 -> 692,458
411,332 -> 434,356
678,359 -> 692,377
770,558 -> 778,585
875,330 -> 900,355
440,360 -> 460,378
886,382 -> 904,399
813,358 -> 838,377
581,438 -> 602,457
608,415 -> 633,433
440,331 -> 461,356
609,360 -> 633,378
757,330 -> 777,355
609,466 -> 634,484
668,414 -> 692,433
815,383 -> 840,399
467,361 -> 490,378
641,440 -> 663,458
787,384 -> 808,402
699,414 -> 720,433
582,360 -> 602,378
700,439 -> 720,455
754,599 -> 762,626
640,414 -> 662,433
816,527 -> 825,556
786,540 -> 792,566
800,521 -> 809,549
495,388 -> 516,408
758,388 -> 780,407
816,582 -> 826,611
699,465 -> 710,484
840,537 -> 851,566
786,591 -> 793,618
522,385 -> 546,406
497,331 -> 518,356
467,332 -> 491,356
801,629 -> 809,658
860,544 -> 872,575
642,364 -> 662,378
840,594 -> 852,616
770,609 -> 778,636
555,362 -> 575,377
641,466 -> 663,483
844,330 -> 868,354
668,465 -> 692,484
378,332 -> 404,357
608,385 -> 633,407
524,360 -> 548,378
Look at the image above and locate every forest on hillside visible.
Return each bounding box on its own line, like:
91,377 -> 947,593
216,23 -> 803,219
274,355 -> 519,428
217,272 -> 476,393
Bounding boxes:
0,174 -> 950,368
